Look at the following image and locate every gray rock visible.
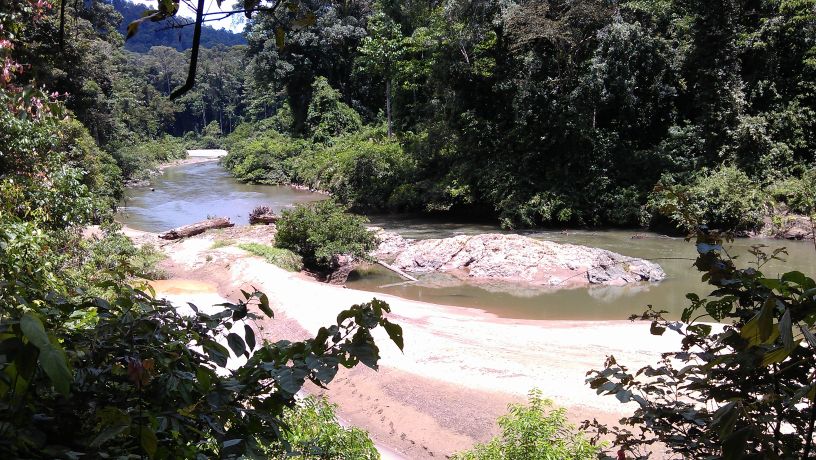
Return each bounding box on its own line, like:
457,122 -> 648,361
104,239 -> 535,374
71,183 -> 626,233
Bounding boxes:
374,232 -> 666,288
325,254 -> 358,285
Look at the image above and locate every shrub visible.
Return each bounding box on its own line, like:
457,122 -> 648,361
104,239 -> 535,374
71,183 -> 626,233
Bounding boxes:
264,396 -> 379,459
275,200 -> 377,273
586,231 -> 816,459
452,389 -> 601,460
767,167 -> 816,215
290,125 -> 417,210
113,136 -> 188,181
238,242 -> 304,272
646,165 -> 766,232
222,130 -> 310,185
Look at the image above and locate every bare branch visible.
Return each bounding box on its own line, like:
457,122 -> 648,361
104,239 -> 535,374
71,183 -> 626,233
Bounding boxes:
170,0 -> 206,100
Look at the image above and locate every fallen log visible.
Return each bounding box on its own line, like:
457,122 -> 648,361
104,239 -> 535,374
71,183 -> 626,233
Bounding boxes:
159,217 -> 234,240
376,260 -> 418,282
249,205 -> 278,225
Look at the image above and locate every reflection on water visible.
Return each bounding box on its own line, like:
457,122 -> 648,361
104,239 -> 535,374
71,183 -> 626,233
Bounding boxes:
117,161 -> 325,232
119,162 -> 816,321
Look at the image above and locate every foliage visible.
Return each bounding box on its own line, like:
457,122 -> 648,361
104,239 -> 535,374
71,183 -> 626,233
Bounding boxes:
290,125 -> 418,210
586,230 -> 816,458
113,136 -> 189,181
275,200 -> 377,273
646,166 -> 766,232
222,127 -> 310,185
452,389 -> 601,460
0,265 -> 403,458
238,242 -> 304,272
306,77 -> 363,144
264,396 -> 380,459
767,167 -> 816,216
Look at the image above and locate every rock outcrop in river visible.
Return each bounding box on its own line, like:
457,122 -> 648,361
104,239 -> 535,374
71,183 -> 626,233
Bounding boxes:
373,231 -> 666,287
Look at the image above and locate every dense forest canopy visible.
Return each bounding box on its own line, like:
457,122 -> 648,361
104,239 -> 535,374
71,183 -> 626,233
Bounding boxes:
111,0 -> 245,52
172,0 -> 815,230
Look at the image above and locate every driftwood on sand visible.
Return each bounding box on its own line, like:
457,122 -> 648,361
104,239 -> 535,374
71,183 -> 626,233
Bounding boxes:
249,206 -> 278,225
158,217 -> 234,240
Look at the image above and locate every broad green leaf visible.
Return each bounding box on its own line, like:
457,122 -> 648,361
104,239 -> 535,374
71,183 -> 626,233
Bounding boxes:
780,309 -> 794,350
650,321 -> 666,336
382,321 -> 404,351
711,401 -> 738,438
21,313 -> 71,395
140,425 -> 158,459
226,333 -> 246,357
39,346 -> 71,396
757,298 -> 775,342
244,325 -> 256,351
258,292 -> 274,317
274,367 -> 308,394
275,27 -> 286,49
781,271 -> 815,290
90,422 -> 130,448
722,427 -> 751,460
196,366 -> 213,392
20,313 -> 49,349
761,347 -> 793,366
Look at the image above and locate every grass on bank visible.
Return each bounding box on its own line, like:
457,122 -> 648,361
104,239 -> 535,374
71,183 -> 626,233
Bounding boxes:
238,243 -> 304,272
211,239 -> 235,249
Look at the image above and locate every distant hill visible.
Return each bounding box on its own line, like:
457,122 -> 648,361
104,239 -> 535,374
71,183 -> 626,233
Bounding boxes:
111,0 -> 246,52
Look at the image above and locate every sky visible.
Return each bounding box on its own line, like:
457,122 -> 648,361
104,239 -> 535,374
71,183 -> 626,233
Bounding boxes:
130,0 -> 247,32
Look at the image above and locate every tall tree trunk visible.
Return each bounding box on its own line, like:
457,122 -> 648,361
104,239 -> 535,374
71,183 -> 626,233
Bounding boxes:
386,79 -> 393,137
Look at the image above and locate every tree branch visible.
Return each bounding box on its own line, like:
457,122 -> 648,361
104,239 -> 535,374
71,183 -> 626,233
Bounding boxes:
170,0 -> 206,100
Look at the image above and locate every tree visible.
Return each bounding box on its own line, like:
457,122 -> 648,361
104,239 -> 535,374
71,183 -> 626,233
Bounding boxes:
357,4 -> 404,137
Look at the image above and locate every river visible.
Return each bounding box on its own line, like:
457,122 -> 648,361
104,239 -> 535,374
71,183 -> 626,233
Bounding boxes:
118,161 -> 816,321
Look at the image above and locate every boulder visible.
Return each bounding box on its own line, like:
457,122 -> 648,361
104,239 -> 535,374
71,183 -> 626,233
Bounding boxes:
375,233 -> 666,287
324,254 -> 358,285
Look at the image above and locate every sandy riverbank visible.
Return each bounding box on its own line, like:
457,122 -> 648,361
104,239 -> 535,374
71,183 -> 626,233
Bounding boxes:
127,226 -> 681,459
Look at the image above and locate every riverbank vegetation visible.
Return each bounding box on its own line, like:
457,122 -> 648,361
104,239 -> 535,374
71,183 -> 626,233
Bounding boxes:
1,3 -> 400,458
212,0 -> 816,234
275,201 -> 378,273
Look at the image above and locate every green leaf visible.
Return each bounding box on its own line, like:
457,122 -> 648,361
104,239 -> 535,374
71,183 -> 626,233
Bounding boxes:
140,425 -> 158,459
258,292 -> 274,317
722,427 -> 751,460
757,298 -> 775,342
761,347 -> 793,366
781,271 -> 815,290
39,346 -> 71,396
382,321 -> 404,351
780,309 -> 794,350
89,422 -> 130,448
20,313 -> 49,349
711,401 -> 739,438
204,340 -> 229,367
274,367 -> 308,394
196,366 -> 213,392
649,321 -> 666,336
244,325 -> 256,351
226,333 -> 246,358
21,313 -> 71,395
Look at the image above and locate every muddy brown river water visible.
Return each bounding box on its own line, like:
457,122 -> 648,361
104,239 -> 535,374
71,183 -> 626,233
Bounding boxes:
119,161 -> 816,321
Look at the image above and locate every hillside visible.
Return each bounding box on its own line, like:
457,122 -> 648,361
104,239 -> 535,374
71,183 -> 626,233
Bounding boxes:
111,0 -> 246,52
